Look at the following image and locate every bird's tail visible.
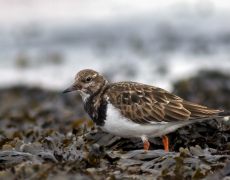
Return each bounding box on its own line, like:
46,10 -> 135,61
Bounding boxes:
218,110 -> 230,116
185,110 -> 230,125
162,111 -> 230,136
218,110 -> 230,121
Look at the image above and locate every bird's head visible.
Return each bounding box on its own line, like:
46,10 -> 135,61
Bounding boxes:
63,69 -> 107,99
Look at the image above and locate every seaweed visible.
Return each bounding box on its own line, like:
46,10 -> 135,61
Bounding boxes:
0,70 -> 229,179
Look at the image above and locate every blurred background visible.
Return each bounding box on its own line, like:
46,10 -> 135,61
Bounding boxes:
0,0 -> 230,91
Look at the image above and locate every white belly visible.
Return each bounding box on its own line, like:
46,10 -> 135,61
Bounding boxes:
101,104 -> 187,138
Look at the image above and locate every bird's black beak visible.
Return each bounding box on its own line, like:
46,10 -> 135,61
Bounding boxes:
63,84 -> 79,94
63,87 -> 73,93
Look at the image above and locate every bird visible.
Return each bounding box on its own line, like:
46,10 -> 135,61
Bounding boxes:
63,69 -> 229,152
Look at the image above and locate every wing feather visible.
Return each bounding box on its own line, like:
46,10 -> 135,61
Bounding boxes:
104,82 -> 222,125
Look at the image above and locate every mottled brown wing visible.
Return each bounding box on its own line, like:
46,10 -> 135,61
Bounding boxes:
105,82 -> 221,124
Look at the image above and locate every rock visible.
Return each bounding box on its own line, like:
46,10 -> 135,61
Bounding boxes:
0,151 -> 35,169
0,70 -> 230,179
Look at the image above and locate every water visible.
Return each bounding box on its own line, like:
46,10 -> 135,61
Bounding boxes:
0,1 -> 230,91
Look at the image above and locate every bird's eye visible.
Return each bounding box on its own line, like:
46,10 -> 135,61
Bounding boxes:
85,77 -> 92,82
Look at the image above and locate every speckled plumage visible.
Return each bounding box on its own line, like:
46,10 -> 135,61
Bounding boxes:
63,69 -> 227,151
104,82 -> 221,124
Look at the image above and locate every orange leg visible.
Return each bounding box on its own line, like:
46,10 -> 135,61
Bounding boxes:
162,135 -> 169,152
141,136 -> 150,151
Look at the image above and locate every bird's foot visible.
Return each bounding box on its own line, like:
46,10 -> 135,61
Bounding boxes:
162,135 -> 169,152
141,135 -> 150,151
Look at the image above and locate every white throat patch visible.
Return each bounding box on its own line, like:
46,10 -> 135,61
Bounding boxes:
79,91 -> 90,102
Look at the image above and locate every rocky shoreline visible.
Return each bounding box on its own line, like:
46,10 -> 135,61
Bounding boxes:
0,70 -> 229,180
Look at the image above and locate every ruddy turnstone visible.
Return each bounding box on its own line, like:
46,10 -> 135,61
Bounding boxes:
63,69 -> 229,152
